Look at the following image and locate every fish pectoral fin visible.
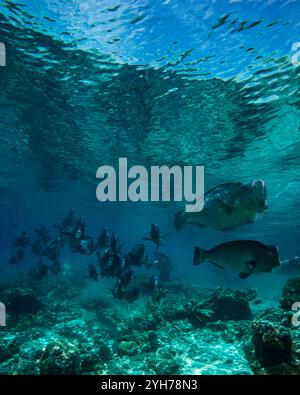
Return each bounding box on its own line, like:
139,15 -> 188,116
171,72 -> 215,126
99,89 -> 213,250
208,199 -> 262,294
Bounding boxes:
245,260 -> 256,272
239,272 -> 252,279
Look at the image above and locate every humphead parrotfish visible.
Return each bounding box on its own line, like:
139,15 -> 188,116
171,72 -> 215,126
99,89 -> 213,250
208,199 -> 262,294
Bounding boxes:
174,179 -> 268,231
193,240 -> 280,279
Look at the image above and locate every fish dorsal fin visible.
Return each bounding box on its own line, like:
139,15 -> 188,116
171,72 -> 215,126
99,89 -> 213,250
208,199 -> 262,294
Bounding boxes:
239,272 -> 251,279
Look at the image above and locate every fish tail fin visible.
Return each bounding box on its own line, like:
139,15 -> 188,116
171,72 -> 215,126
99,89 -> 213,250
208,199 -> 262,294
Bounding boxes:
174,210 -> 188,231
193,247 -> 209,265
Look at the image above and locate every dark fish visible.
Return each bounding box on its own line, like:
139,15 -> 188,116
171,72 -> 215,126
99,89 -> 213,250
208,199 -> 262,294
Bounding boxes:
118,267 -> 134,289
193,240 -> 280,279
13,231 -> 30,248
97,227 -> 110,249
100,252 -> 123,278
125,243 -> 145,266
9,246 -> 25,265
110,233 -> 121,253
70,217 -> 86,241
79,237 -> 96,255
110,254 -> 123,274
97,249 -> 111,276
143,224 -> 162,249
53,209 -> 76,235
33,226 -> 50,244
175,179 -> 268,231
41,237 -> 62,260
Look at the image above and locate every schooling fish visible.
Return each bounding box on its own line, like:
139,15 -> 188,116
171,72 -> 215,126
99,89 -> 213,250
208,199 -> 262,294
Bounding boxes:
98,227 -> 110,248
143,223 -> 166,249
193,240 -> 280,279
175,179 -> 268,231
125,243 -> 145,266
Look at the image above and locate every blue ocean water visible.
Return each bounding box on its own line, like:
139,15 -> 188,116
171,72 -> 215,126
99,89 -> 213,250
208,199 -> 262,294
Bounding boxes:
0,0 -> 300,375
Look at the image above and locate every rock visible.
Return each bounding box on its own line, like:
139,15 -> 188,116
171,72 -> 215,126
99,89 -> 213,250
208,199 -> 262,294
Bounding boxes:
251,320 -> 292,367
99,342 -> 113,362
280,276 -> 300,311
13,329 -> 54,360
144,331 -> 159,352
118,341 -> 139,357
1,287 -> 43,315
80,297 -> 110,312
0,347 -> 11,364
0,280 -> 263,375
12,359 -> 39,375
180,289 -> 252,328
204,288 -> 252,321
257,307 -> 292,327
185,301 -> 214,328
147,292 -> 188,323
80,348 -> 101,372
208,320 -> 250,343
131,313 -> 160,331
39,340 -> 81,375
151,348 -> 182,374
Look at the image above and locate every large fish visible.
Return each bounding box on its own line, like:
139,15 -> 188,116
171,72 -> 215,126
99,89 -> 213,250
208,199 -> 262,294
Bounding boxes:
193,240 -> 280,279
174,179 -> 268,231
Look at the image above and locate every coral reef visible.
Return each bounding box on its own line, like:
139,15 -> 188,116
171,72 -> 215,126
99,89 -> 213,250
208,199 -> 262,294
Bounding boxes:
280,275 -> 300,311
0,279 -> 299,375
251,320 -> 292,367
39,339 -> 81,375
1,287 -> 43,315
200,288 -> 253,321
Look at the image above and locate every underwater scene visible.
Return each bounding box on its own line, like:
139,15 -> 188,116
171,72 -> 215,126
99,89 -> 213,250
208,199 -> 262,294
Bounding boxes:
0,0 -> 300,377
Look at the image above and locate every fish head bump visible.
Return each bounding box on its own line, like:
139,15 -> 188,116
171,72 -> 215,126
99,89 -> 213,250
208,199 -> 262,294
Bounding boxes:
251,179 -> 268,212
263,245 -> 280,271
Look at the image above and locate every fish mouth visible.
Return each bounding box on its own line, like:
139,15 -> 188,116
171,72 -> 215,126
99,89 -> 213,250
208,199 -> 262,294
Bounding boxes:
272,262 -> 281,272
251,179 -> 268,210
259,199 -> 268,212
269,245 -> 280,268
